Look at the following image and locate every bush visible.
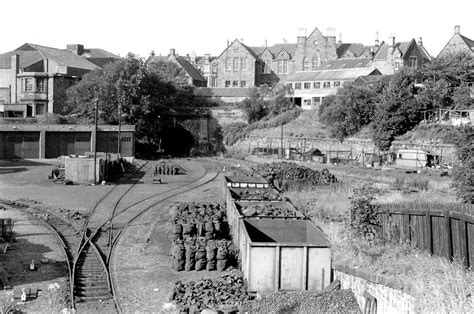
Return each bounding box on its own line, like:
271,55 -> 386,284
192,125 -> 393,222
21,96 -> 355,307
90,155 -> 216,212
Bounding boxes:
452,126 -> 474,203
348,186 -> 381,244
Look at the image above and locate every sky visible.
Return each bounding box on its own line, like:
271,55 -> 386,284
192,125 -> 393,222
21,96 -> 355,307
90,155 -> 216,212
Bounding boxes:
1,0 -> 473,59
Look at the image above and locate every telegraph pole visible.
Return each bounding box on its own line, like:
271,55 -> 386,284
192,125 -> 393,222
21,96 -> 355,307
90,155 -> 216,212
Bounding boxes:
280,123 -> 284,159
93,98 -> 98,185
118,100 -> 122,158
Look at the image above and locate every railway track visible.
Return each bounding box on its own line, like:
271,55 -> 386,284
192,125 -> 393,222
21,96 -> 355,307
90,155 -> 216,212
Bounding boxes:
73,159 -> 218,313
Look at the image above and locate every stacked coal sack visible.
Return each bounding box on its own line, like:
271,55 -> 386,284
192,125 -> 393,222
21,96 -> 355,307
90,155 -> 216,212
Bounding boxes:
252,162 -> 337,191
154,162 -> 179,175
169,202 -> 233,272
240,203 -> 298,217
172,273 -> 251,312
231,189 -> 282,201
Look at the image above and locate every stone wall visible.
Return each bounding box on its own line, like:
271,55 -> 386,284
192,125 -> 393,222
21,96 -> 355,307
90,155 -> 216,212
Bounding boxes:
333,263 -> 417,313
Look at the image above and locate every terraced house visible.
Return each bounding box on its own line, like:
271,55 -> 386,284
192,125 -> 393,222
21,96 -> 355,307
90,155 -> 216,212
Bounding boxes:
0,43 -> 120,118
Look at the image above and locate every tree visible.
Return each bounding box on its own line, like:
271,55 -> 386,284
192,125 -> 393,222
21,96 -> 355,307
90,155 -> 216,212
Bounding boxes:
66,54 -> 196,150
372,69 -> 425,150
240,88 -> 268,123
319,82 -> 377,140
452,126 -> 474,203
419,52 -> 474,110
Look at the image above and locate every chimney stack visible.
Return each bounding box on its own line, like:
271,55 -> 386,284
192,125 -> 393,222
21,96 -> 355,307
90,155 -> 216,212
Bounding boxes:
170,48 -> 176,57
338,33 -> 342,44
389,35 -> 396,47
375,31 -> 380,48
227,39 -> 230,47
66,44 -> 84,55
204,54 -> 210,63
455,25 -> 460,34
418,37 -> 423,46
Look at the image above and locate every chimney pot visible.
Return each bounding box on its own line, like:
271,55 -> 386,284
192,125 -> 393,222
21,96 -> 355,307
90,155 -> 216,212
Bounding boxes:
455,25 -> 460,34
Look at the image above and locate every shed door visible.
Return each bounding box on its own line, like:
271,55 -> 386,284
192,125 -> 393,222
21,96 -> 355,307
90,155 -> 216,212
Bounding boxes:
74,132 -> 91,155
5,133 -> 23,159
60,133 -> 75,156
120,132 -> 133,156
45,132 -> 60,158
22,132 -> 39,158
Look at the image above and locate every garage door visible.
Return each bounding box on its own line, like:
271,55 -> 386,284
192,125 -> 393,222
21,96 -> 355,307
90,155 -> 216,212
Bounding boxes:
45,132 -> 91,158
97,132 -> 118,154
3,132 -> 40,159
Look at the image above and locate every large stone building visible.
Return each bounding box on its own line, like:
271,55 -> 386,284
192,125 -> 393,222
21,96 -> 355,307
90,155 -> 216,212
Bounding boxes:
438,25 -> 474,57
0,43 -> 120,118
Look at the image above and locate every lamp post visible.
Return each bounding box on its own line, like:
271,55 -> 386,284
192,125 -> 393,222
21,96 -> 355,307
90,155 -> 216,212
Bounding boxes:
93,98 -> 98,185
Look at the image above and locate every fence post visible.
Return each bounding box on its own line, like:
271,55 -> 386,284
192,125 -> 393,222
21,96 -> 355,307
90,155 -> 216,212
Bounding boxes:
425,211 -> 433,254
445,212 -> 453,260
403,212 -> 411,243
459,217 -> 469,267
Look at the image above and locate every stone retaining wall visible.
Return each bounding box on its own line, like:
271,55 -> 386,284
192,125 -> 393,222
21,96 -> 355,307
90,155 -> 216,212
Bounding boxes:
333,263 -> 417,313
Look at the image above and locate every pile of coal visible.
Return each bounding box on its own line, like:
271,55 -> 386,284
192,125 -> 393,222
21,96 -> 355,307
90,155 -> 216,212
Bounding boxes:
172,272 -> 251,312
241,290 -> 360,313
240,203 -> 298,217
230,189 -> 282,201
252,162 -> 337,188
169,203 -> 227,240
170,238 -> 234,272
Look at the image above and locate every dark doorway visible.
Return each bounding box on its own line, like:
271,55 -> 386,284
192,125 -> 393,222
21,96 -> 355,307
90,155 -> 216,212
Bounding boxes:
158,127 -> 194,156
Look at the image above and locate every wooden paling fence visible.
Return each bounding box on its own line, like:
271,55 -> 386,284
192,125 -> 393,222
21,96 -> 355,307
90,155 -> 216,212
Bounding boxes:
378,202 -> 474,268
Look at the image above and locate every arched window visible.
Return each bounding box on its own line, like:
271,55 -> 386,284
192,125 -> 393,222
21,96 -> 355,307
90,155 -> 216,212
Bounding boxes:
312,54 -> 320,70
303,58 -> 309,71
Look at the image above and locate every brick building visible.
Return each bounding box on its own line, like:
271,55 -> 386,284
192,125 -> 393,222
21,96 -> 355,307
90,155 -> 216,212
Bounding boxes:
0,43 -> 119,118
438,25 -> 474,57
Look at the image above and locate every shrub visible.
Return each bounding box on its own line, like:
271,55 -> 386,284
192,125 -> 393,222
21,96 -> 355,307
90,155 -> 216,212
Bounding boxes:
348,186 -> 381,244
452,126 -> 474,203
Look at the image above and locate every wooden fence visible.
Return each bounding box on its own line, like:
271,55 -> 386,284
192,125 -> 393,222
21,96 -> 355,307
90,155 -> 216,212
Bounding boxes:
378,202 -> 474,268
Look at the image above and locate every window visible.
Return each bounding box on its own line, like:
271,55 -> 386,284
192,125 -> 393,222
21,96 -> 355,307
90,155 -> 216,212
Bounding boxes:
24,78 -> 33,92
240,58 -> 247,71
211,77 -> 217,87
225,80 -> 230,87
333,81 -> 341,87
395,62 -> 401,70
303,58 -> 309,71
264,59 -> 272,73
303,99 -> 312,107
233,80 -> 239,87
212,65 -> 217,73
225,58 -> 231,71
283,60 -> 288,74
35,103 -> 45,115
312,97 -> 321,104
36,78 -> 46,92
409,57 -> 418,68
240,81 -> 246,87
304,82 -> 311,89
233,57 -> 239,71
121,137 -> 131,142
312,55 -> 320,70
285,83 -> 292,88
294,83 -> 302,89
323,81 -> 331,88
313,82 -> 321,89
277,60 -> 283,74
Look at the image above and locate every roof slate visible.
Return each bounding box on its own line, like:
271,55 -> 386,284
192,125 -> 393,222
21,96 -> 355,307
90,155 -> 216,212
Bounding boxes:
23,43 -> 98,70
286,67 -> 380,82
175,57 -> 207,82
373,40 -> 414,61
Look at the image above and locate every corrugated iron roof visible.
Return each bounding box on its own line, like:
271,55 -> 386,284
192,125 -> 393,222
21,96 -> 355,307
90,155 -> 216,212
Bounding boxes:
286,67 -> 381,82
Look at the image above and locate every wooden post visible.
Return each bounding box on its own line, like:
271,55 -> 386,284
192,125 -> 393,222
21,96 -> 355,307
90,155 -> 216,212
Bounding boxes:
403,213 -> 411,243
302,246 -> 308,290
459,218 -> 469,267
275,245 -> 281,292
445,212 -> 453,260
426,211 -> 433,253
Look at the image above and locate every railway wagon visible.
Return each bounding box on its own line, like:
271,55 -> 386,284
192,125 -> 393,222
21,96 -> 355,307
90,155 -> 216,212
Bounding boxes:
223,175 -> 270,189
227,199 -> 305,248
239,219 -> 331,293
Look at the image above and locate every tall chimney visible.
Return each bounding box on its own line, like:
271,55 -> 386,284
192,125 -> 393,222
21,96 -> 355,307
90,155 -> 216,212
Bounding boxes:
169,49 -> 176,58
204,54 -> 210,63
297,28 -> 307,47
375,31 -> 380,48
389,35 -> 396,47
454,25 -> 460,34
227,39 -> 230,47
326,27 -> 336,45
338,33 -> 342,44
418,37 -> 423,46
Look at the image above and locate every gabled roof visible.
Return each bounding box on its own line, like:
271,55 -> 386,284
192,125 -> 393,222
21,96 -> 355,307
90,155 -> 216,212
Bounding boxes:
175,57 -> 206,82
0,50 -> 43,69
17,43 -> 98,70
336,43 -> 371,58
249,43 -> 297,59
372,40 -> 415,61
195,56 -> 217,65
286,67 -> 381,82
80,48 -> 120,60
460,34 -> 474,49
216,39 -> 260,60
